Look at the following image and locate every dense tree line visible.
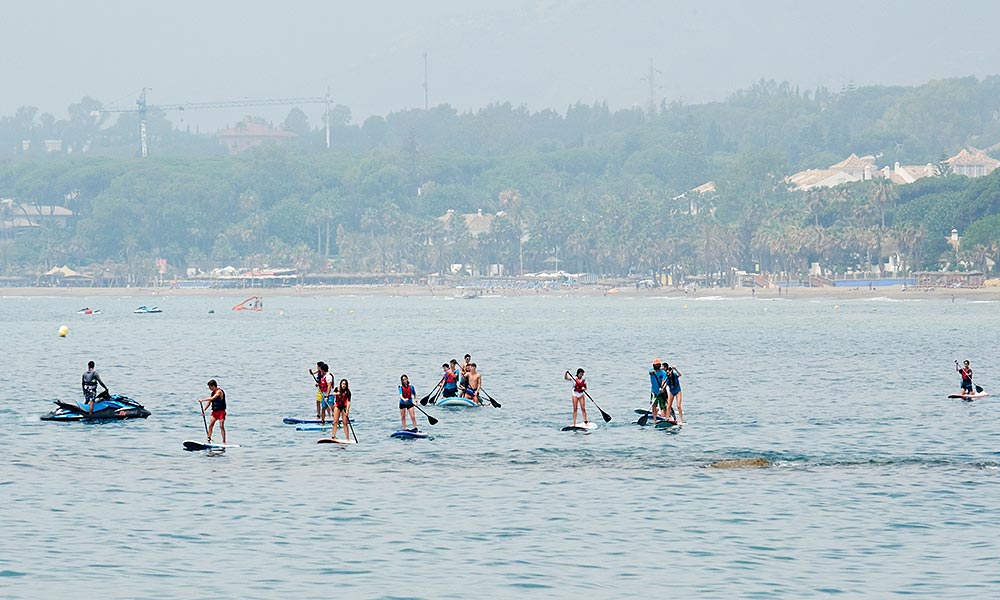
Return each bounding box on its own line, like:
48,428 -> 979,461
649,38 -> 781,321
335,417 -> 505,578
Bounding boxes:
1,76 -> 1000,282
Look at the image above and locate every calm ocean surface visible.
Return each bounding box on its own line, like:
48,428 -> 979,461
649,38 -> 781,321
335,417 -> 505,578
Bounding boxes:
1,292 -> 998,598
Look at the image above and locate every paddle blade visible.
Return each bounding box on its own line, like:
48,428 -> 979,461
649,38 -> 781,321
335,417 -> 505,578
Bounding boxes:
976,385 -> 984,393
600,409 -> 612,422
427,415 -> 439,425
637,413 -> 649,426
488,397 -> 501,408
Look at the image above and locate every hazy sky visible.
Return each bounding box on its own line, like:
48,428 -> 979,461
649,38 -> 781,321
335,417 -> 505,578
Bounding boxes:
3,0 -> 999,130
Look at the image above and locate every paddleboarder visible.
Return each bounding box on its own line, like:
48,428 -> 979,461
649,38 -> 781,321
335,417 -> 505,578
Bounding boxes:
398,374 -> 419,432
463,363 -> 482,405
82,361 -> 109,415
956,360 -> 974,396
664,362 -> 683,424
564,368 -> 589,427
197,379 -> 227,445
649,359 -> 669,425
308,362 -> 326,419
440,363 -> 459,398
330,379 -> 352,441
459,354 -> 472,390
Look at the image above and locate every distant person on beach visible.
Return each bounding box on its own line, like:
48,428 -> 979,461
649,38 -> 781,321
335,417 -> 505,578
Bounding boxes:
440,363 -> 459,398
956,360 -> 974,395
565,368 -> 589,426
648,359 -> 669,424
82,361 -> 109,415
463,363 -> 482,404
664,362 -> 683,424
198,380 -> 227,444
398,374 -> 418,431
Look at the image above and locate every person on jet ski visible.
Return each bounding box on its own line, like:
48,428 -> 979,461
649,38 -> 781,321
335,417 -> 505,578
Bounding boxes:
82,361 -> 109,415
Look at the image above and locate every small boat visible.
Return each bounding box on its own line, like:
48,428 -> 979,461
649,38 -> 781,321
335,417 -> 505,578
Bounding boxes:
41,392 -> 151,422
76,307 -> 101,315
233,296 -> 263,311
133,306 -> 162,314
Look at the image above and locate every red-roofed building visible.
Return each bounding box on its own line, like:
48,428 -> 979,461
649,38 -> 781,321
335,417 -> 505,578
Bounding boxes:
217,117 -> 296,154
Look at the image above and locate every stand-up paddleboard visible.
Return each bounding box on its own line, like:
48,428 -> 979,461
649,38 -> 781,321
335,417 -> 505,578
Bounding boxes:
654,419 -> 681,429
634,409 -> 679,426
183,440 -> 240,451
284,417 -> 353,425
436,397 -> 478,408
296,424 -> 333,431
317,438 -> 356,444
561,422 -> 598,432
390,429 -> 429,439
948,392 -> 989,399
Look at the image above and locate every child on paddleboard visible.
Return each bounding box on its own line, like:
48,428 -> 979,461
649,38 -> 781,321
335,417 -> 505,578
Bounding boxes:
398,374 -> 419,432
564,368 -> 589,427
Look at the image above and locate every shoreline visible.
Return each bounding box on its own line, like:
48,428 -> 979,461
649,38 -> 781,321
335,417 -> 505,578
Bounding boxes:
1,284 -> 998,301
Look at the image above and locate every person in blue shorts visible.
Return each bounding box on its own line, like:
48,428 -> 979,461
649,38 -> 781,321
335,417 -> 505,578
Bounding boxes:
440,362 -> 459,398
664,362 -> 683,424
398,374 -> 419,431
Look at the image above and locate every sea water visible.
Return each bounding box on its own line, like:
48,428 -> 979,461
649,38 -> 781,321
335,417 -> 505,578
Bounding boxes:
1,293 -> 998,598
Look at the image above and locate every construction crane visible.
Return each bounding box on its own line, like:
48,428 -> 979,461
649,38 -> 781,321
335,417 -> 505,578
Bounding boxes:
99,88 -> 333,157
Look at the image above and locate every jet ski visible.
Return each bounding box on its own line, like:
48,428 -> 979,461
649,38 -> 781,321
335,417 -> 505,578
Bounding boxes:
133,306 -> 162,314
40,391 -> 151,422
76,307 -> 101,315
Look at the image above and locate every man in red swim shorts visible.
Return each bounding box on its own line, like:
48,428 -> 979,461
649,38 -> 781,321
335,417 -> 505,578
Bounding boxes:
198,379 -> 228,444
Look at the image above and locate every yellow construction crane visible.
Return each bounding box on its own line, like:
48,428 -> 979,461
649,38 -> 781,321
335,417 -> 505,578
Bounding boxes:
99,88 -> 332,157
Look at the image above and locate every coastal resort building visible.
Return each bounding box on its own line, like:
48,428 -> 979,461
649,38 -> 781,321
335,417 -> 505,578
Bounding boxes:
672,181 -> 716,215
785,154 -> 878,190
944,148 -> 1000,178
0,200 -> 74,231
437,208 -> 495,236
217,117 -> 297,154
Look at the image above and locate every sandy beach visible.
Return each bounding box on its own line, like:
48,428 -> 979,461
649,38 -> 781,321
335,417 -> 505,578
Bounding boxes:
1,283 -> 998,301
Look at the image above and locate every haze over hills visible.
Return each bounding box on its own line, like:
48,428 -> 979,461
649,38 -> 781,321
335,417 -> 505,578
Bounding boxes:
3,0 -> 1000,129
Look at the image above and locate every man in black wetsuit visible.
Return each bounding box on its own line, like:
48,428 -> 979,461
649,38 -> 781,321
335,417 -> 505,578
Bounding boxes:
82,361 -> 109,415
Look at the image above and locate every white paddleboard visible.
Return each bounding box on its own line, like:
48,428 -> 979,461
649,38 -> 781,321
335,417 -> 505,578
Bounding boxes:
317,438 -> 356,444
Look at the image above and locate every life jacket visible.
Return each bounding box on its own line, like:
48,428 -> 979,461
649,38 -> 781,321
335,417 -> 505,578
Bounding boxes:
318,373 -> 331,393
574,377 -> 586,393
401,384 -> 414,400
444,370 -> 457,385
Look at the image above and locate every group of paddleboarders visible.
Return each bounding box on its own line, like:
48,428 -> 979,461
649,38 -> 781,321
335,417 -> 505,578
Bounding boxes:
308,361 -> 353,441
563,358 -> 684,428
649,358 -> 683,425
435,354 -> 483,405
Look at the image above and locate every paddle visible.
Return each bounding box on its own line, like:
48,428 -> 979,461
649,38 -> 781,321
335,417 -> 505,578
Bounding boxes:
583,390 -> 612,422
637,393 -> 656,426
478,388 -> 502,408
199,401 -> 210,441
414,402 -> 439,426
346,406 -> 358,444
420,381 -> 442,405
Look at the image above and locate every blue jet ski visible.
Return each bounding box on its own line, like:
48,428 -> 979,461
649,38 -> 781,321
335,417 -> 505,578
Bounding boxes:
41,392 -> 151,422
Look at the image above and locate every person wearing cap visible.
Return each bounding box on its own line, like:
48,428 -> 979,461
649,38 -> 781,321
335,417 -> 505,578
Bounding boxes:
564,368 -> 589,427
649,359 -> 670,425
